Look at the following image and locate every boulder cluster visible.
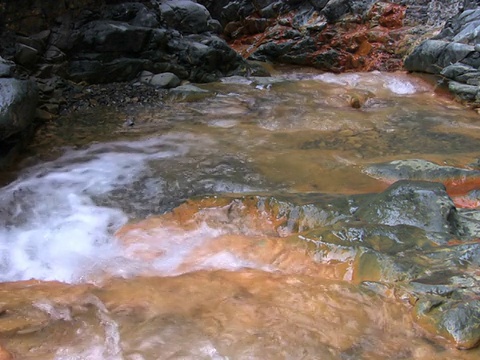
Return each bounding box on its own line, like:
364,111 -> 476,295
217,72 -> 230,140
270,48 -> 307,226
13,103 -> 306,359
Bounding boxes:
3,0 -> 256,84
200,0 -> 434,72
405,2 -> 480,105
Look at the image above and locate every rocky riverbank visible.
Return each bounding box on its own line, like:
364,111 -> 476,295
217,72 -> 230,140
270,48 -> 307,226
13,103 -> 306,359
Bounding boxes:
1,0 -> 479,166
0,0 -> 265,167
405,1 -> 480,105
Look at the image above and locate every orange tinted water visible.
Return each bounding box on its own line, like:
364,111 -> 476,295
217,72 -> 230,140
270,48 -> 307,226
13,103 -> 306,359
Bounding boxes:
1,68 -> 480,358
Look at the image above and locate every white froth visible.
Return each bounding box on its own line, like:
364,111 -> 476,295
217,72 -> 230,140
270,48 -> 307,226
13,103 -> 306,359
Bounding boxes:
313,71 -> 428,95
0,134 -> 193,283
313,73 -> 361,87
383,77 -> 418,95
191,250 -> 272,272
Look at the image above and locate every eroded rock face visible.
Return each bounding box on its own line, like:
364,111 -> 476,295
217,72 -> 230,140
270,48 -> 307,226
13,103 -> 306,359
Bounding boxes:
405,6 -> 480,105
0,1 -> 256,85
198,0 -> 464,72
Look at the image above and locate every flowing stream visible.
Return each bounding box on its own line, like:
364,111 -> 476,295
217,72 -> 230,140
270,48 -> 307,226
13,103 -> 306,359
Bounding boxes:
0,67 -> 480,359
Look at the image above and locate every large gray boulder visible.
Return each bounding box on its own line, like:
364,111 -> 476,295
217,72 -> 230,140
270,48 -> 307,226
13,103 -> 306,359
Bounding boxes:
0,78 -> 38,163
0,78 -> 38,139
404,40 -> 474,74
405,7 -> 480,104
159,0 -> 220,34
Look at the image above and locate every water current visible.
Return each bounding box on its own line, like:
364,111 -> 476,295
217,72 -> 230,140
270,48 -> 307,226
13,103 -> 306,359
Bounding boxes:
0,67 -> 479,359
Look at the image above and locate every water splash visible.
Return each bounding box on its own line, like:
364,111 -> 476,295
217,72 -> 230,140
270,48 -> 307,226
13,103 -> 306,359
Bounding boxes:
0,134 -> 192,283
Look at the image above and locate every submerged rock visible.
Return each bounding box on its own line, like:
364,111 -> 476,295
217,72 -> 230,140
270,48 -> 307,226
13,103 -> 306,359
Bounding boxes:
415,298 -> 480,349
355,180 -> 457,235
167,84 -> 214,102
152,180 -> 480,349
364,159 -> 480,196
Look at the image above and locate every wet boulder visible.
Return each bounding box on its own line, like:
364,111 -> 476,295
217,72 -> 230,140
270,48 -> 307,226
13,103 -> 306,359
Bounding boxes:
0,78 -> 38,138
415,298 -> 480,349
0,57 -> 14,78
441,62 -> 480,86
0,78 -> 38,163
448,80 -> 479,101
355,180 -> 457,235
405,40 -> 474,74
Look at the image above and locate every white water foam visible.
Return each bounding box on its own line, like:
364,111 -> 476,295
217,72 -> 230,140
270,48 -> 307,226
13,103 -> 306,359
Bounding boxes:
0,134 -> 192,283
312,71 -> 429,95
113,217 -> 273,278
0,132 -> 270,283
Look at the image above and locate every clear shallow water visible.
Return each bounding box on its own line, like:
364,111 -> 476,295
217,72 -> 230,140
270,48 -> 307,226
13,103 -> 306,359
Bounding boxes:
0,68 -> 479,359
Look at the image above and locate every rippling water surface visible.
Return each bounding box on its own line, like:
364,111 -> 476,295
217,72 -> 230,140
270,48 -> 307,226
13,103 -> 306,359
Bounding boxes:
0,68 -> 479,359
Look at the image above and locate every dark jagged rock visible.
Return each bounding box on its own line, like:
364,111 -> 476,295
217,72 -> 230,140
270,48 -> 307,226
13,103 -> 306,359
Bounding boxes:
1,1 -> 256,86
197,0 -> 463,73
405,7 -> 480,105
